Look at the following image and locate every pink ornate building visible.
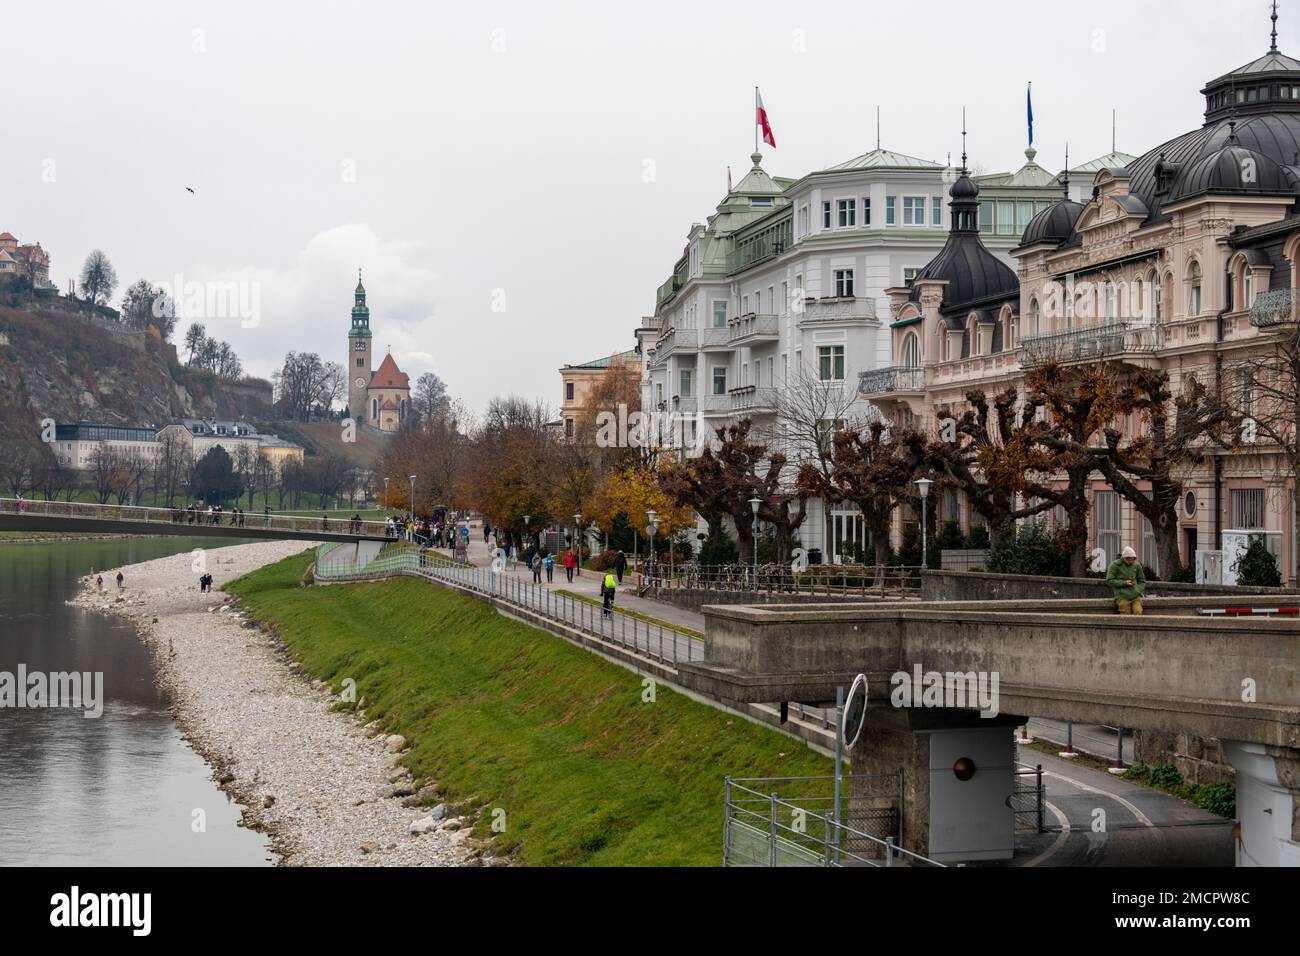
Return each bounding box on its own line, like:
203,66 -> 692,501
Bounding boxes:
864,21 -> 1300,583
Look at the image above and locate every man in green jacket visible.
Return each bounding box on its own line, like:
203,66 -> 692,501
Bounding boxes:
1105,546 -> 1147,614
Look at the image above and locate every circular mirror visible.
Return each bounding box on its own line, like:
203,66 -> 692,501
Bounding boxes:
842,673 -> 868,750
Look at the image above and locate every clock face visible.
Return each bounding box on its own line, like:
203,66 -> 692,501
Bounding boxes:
354,340 -> 367,350
354,377 -> 366,389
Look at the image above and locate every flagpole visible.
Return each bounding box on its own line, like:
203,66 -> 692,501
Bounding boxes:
755,86 -> 759,154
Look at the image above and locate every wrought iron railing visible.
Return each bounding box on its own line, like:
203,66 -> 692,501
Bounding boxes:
642,562 -> 922,595
1249,288 -> 1300,328
1020,320 -> 1163,367
858,366 -> 924,395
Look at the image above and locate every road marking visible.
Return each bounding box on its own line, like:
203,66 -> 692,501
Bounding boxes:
1024,801 -> 1070,867
1042,769 -> 1155,827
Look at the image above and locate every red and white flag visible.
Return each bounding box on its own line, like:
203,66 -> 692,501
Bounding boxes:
756,88 -> 776,148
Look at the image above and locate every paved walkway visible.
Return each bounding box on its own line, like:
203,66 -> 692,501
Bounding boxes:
456,523 -> 707,634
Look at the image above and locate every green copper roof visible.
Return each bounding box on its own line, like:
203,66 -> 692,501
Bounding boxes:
569,348 -> 638,370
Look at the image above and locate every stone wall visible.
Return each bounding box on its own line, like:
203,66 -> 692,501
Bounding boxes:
920,569 -> 1296,603
1133,730 -> 1236,786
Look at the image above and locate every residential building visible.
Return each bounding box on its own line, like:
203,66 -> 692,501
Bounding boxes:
156,419 -> 304,474
645,141 -> 1126,561
866,16 -> 1300,582
52,422 -> 162,469
558,348 -> 639,441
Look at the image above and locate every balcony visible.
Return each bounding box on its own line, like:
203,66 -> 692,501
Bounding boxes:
728,313 -> 780,346
798,296 -> 877,328
1019,321 -> 1163,368
1250,288 -> 1300,328
729,385 -> 779,415
858,366 -> 925,397
700,326 -> 731,348
651,327 -> 697,364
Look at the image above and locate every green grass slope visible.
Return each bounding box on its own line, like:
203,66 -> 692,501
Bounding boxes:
227,552 -> 831,866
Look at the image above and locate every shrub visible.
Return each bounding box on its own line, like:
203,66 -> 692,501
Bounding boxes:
986,521 -> 1070,577
1148,762 -> 1184,788
1235,537 -> 1282,587
589,549 -> 619,572
1169,562 -> 1196,583
964,526 -> 991,549
1191,783 -> 1236,819
936,519 -> 965,553
698,530 -> 738,565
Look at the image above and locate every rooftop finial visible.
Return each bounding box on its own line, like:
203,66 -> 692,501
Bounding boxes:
960,107 -> 968,172
1272,0 -> 1280,52
1062,143 -> 1070,200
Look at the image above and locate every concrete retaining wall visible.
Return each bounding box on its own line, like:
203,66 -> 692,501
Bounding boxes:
651,589 -> 884,614
919,568 -> 1297,603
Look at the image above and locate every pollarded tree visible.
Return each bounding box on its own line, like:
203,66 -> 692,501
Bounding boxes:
1093,367 -> 1238,578
798,420 -> 930,566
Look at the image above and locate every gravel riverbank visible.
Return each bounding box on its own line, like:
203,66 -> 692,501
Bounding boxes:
70,540 -> 475,866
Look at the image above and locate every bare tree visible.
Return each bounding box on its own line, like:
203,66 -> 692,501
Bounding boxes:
79,250 -> 118,306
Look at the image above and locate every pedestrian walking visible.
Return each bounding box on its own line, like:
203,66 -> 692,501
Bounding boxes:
545,552 -> 554,583
563,549 -> 576,583
115,571 -> 123,591
1106,546 -> 1147,615
614,549 -> 627,585
601,570 -> 617,618
96,575 -> 104,593
532,553 -> 542,583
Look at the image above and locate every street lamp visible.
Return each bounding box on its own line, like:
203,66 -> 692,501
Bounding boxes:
523,514 -> 530,552
646,510 -> 659,581
749,496 -> 762,589
573,512 -> 583,576
409,475 -> 416,517
383,477 -> 390,510
915,478 -> 933,570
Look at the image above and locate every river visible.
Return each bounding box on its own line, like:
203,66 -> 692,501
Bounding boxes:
0,537 -> 273,866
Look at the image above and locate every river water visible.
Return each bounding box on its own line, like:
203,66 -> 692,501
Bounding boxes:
0,537 -> 273,866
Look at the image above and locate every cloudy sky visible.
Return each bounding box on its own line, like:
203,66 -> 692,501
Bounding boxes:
0,0 -> 1283,412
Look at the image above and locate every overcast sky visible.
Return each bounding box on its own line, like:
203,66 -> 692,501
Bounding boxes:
0,0 -> 1284,413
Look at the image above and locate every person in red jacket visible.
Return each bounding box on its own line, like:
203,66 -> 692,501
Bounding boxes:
563,549 -> 577,583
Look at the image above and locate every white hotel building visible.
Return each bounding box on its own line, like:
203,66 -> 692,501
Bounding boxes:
640,143 -> 1131,561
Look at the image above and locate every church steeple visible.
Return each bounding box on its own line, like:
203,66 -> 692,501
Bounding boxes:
351,267 -> 371,332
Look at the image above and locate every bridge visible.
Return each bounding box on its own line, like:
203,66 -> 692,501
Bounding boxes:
0,497 -> 398,544
674,597 -> 1300,866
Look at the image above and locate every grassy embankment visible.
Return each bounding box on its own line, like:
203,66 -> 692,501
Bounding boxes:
227,552 -> 831,866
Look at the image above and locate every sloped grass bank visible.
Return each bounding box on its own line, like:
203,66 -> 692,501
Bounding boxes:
227,553 -> 830,866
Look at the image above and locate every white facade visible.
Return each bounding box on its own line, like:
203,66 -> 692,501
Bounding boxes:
643,145 -> 1090,560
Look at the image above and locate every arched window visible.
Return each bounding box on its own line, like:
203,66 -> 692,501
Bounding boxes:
1104,281 -> 1117,321
1029,298 -> 1040,336
1188,260 -> 1202,317
901,330 -> 921,368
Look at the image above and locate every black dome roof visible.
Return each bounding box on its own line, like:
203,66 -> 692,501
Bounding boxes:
1019,199 -> 1084,247
909,231 -> 1018,312
1167,142 -> 1294,202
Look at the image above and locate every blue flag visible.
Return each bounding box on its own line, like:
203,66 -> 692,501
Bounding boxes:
1027,83 -> 1034,146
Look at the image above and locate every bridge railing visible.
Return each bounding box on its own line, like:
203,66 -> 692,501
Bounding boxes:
0,496 -> 398,539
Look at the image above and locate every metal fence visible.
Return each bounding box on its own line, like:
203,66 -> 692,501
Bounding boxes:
313,545 -> 702,666
643,562 -> 922,596
723,776 -> 943,867
1011,762 -> 1046,833
2,496 -> 397,539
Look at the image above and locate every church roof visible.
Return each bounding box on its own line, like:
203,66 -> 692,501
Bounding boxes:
369,353 -> 409,390
0,232 -> 15,241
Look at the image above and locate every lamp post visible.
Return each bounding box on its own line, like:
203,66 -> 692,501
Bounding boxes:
383,477 -> 390,510
915,478 -> 933,570
409,475 -> 416,518
573,512 -> 582,576
523,514 -> 530,553
749,496 -> 762,589
646,510 -> 659,583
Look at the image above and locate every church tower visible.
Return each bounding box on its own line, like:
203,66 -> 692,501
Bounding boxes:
347,269 -> 372,423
